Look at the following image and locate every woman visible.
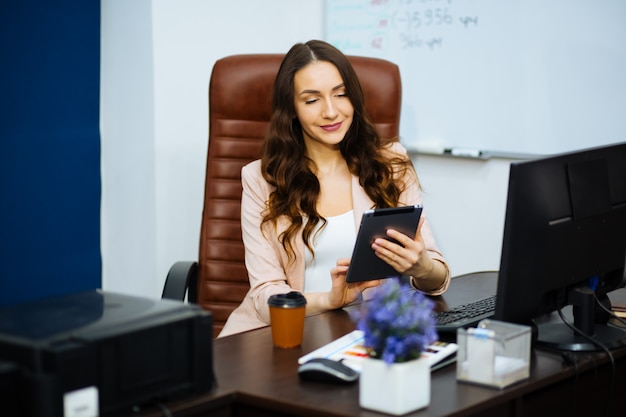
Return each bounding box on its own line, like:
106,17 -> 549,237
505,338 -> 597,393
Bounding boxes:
219,40 -> 450,337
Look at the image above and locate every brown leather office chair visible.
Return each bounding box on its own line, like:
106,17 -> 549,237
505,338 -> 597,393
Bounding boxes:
162,54 -> 402,337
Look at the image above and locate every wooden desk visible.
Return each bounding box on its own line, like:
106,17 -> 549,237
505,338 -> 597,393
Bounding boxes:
135,273 -> 626,417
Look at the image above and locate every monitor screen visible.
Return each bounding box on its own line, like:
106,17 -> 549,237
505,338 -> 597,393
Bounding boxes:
493,142 -> 626,352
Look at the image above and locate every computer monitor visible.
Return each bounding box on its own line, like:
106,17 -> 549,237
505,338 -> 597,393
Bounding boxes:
493,142 -> 626,352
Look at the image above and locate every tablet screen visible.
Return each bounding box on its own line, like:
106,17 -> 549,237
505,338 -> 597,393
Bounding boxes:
345,205 -> 423,283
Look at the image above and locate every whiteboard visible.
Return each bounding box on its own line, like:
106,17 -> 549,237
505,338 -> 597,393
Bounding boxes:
325,0 -> 626,157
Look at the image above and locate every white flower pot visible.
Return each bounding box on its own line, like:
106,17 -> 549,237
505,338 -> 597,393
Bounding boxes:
359,356 -> 430,415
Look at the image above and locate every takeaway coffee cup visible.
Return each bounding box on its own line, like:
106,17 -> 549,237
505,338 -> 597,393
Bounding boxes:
268,291 -> 307,348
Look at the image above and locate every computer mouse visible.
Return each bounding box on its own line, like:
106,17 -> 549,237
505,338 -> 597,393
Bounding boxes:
298,358 -> 359,384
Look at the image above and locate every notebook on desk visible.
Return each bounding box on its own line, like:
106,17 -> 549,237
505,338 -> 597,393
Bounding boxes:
298,330 -> 458,372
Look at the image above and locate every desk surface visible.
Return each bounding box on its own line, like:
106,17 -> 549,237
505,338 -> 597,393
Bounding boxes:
137,272 -> 626,417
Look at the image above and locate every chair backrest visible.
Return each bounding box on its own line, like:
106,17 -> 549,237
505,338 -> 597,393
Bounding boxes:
199,54 -> 402,337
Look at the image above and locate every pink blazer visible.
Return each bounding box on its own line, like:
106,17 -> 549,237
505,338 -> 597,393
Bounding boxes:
219,143 -> 450,337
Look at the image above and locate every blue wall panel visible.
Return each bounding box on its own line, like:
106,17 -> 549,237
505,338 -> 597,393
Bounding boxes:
0,1 -> 101,306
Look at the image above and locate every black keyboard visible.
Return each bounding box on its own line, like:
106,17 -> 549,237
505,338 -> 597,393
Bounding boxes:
433,295 -> 496,333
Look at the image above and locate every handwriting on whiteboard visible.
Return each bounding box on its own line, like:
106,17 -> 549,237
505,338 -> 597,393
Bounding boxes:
326,0 -> 479,52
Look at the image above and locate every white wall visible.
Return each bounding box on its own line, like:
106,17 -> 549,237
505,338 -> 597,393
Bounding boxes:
101,0 -> 158,297
101,0 -> 513,299
413,154 -> 511,277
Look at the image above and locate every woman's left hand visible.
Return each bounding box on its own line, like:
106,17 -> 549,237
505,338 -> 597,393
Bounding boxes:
371,217 -> 435,279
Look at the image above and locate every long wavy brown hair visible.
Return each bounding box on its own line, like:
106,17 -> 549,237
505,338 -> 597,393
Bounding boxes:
261,40 -> 416,263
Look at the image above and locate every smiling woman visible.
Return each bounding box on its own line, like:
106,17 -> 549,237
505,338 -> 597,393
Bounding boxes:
218,40 -> 451,337
294,60 -> 354,152
294,61 -> 354,219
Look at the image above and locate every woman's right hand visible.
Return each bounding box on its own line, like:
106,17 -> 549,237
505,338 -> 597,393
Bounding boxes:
327,258 -> 380,309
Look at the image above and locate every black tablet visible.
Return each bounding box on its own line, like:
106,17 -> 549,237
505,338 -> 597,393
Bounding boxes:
345,205 -> 423,283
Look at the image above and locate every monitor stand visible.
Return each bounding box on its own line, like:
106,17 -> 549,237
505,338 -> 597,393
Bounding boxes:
536,287 -> 626,352
537,322 -> 626,352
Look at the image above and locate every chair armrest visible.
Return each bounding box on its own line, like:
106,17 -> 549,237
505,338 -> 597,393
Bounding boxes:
162,261 -> 198,303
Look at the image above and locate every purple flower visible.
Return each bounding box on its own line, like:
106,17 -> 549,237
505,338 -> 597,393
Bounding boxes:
349,279 -> 437,364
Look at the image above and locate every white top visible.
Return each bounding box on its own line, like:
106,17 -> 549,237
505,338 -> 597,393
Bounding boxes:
304,210 -> 356,293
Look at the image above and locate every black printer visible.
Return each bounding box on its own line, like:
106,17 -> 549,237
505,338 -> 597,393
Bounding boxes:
0,290 -> 215,417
